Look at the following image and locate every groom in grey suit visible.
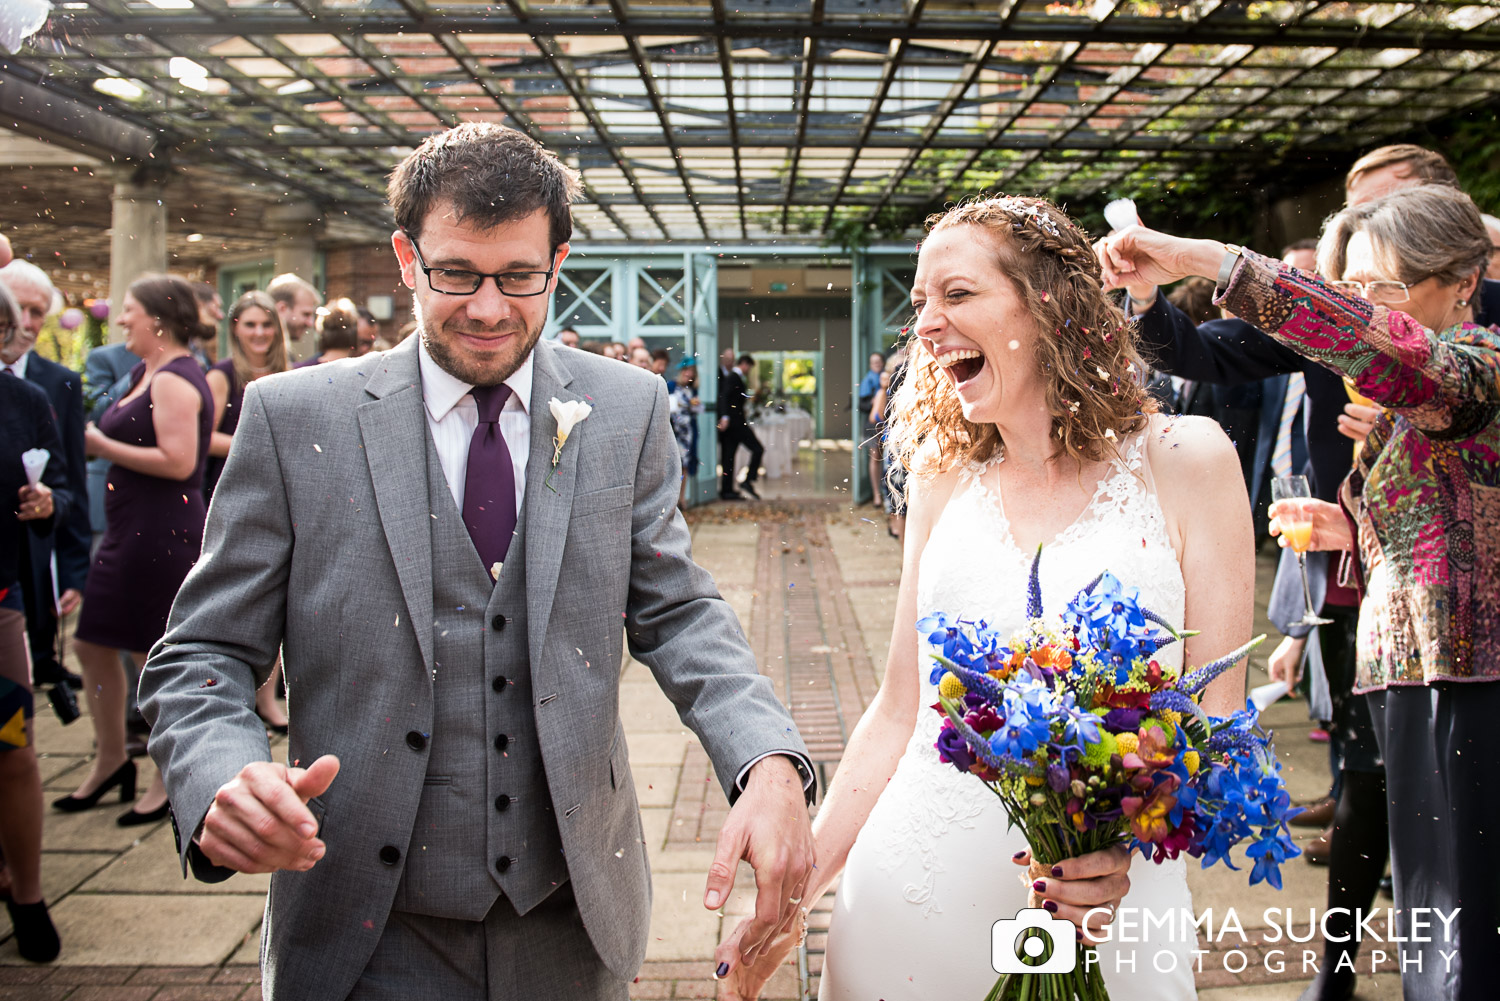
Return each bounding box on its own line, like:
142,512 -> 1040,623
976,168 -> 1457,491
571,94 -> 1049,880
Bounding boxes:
140,123 -> 815,1000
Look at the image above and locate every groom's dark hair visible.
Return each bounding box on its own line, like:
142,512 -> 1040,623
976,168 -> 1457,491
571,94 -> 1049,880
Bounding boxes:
388,123 -> 581,249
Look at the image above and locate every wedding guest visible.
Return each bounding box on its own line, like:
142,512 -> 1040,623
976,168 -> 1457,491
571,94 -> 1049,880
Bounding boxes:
355,307 -> 379,356
64,275 -> 214,828
0,262 -> 89,693
294,298 -> 360,368
1101,183 -> 1500,1001
669,357 -> 703,510
717,353 -> 761,501
650,348 -> 670,378
190,281 -> 223,366
858,352 -> 884,507
607,340 -> 627,360
267,273 -> 322,359
205,292 -> 291,735
0,285 -> 70,963
556,326 -> 580,348
629,345 -> 654,372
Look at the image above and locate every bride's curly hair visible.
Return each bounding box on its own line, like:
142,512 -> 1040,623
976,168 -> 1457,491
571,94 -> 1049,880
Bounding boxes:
887,195 -> 1154,477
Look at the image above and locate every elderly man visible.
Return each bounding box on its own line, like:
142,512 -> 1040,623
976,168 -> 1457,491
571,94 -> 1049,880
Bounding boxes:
142,122 -> 814,1001
0,261 -> 89,690
267,273 -> 322,360
556,327 -> 580,349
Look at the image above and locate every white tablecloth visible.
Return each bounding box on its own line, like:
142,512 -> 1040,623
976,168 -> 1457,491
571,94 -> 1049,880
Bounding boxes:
735,407 -> 813,480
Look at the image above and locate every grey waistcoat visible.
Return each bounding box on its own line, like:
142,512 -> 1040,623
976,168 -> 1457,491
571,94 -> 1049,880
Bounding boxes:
392,436 -> 568,919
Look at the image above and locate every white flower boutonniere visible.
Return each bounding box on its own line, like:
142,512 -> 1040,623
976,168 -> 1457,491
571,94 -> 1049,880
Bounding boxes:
547,397 -> 592,491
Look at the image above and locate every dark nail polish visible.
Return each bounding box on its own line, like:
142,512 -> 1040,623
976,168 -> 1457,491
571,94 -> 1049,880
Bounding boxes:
1012,850 -> 1027,860
1032,879 -> 1047,892
1076,928 -> 1084,941
1044,900 -> 1058,913
1051,865 -> 1064,878
715,962 -> 729,979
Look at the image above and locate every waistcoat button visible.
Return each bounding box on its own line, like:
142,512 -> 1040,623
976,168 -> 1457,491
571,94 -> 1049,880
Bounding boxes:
492,675 -> 507,693
379,845 -> 401,865
405,731 -> 427,751
491,615 -> 506,631
494,733 -> 509,752
495,795 -> 512,812
495,856 -> 512,873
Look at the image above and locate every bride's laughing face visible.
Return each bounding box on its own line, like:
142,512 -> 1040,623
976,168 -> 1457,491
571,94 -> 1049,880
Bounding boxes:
911,225 -> 1042,425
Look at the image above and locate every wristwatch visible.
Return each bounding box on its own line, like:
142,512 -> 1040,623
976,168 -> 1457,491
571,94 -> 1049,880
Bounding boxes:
1216,244 -> 1245,293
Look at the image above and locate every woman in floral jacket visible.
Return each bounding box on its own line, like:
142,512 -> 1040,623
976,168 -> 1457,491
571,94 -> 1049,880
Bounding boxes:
1100,184 -> 1499,1001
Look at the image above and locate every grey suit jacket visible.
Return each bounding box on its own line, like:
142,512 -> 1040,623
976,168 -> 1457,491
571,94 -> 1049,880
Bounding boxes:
140,336 -> 811,998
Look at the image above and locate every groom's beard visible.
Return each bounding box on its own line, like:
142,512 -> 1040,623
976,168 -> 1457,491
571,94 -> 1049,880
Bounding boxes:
417,303 -> 545,388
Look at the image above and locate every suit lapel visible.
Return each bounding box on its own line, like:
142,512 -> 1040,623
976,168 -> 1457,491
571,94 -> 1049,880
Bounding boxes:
356,338 -> 436,672
524,339 -> 585,669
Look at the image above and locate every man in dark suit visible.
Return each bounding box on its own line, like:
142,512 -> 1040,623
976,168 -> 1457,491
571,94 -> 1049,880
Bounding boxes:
0,261 -> 90,689
716,352 -> 762,500
83,341 -> 140,536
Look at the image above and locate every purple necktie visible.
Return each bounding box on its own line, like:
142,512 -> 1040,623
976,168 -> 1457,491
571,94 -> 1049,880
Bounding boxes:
462,383 -> 517,576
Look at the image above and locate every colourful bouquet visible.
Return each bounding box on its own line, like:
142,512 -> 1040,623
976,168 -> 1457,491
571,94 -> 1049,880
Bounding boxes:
924,550 -> 1299,1001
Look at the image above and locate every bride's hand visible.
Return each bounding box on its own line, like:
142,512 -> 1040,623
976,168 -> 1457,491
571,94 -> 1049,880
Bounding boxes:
1012,846 -> 1130,946
714,910 -> 805,1001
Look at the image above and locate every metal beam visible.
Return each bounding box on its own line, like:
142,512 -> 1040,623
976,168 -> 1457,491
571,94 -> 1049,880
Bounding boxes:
51,12 -> 1500,52
0,63 -> 161,162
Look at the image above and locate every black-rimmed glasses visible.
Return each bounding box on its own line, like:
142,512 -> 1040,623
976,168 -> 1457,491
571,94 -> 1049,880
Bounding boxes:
405,234 -> 557,297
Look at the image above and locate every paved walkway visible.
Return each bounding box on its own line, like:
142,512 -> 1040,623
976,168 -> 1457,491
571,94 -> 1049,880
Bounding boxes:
2,484 -> 1400,1000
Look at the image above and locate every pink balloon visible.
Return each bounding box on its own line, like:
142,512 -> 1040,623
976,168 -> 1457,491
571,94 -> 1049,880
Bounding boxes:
89,300 -> 110,320
59,308 -> 84,330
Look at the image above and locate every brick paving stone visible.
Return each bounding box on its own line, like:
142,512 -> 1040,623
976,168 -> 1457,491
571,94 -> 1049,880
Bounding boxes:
627,979 -> 672,1000
0,987 -> 70,1001
151,986 -> 245,1000
129,967 -> 217,985
45,968 -> 140,986
235,985 -> 263,1001
671,981 -> 717,998
65,987 -> 159,1001
0,966 -> 55,984
209,968 -> 260,986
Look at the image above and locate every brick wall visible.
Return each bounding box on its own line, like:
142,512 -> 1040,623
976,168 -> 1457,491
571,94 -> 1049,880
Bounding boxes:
322,243 -> 413,343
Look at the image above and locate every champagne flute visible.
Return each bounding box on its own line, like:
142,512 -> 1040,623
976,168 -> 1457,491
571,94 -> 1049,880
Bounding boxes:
1271,475 -> 1333,627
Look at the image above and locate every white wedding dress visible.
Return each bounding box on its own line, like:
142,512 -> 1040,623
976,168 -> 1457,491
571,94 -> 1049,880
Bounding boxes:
821,429 -> 1198,1000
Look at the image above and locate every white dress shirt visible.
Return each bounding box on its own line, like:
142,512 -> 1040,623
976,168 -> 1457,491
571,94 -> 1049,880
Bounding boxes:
5,350 -> 30,379
417,338 -> 532,514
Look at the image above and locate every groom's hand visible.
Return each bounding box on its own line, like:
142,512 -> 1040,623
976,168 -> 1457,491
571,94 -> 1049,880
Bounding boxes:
198,755 -> 340,874
704,755 -> 814,966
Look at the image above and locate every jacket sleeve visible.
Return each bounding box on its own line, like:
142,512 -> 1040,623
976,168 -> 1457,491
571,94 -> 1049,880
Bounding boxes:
622,380 -> 814,804
139,378 -> 290,879
1134,290 -> 1304,385
52,370 -> 91,592
24,388 -> 72,538
1218,249 -> 1500,438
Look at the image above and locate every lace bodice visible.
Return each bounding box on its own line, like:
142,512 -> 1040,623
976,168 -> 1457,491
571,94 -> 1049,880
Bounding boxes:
821,427 -> 1199,1001
885,429 -> 1185,911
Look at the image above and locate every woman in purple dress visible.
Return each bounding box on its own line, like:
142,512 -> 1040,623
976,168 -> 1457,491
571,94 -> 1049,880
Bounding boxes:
64,275 -> 214,826
204,290 -> 290,732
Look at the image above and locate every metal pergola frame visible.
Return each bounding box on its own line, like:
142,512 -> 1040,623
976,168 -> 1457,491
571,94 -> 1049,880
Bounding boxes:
8,1 -> 1500,243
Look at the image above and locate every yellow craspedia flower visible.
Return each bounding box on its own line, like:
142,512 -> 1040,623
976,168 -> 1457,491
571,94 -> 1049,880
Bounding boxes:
1081,729 -> 1118,768
1116,732 -> 1140,756
1159,710 -> 1183,728
1024,774 -> 1045,786
1183,750 -> 1200,775
938,672 -> 967,701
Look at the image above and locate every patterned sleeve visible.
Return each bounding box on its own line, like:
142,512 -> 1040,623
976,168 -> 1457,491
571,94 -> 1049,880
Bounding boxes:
1215,248 -> 1500,438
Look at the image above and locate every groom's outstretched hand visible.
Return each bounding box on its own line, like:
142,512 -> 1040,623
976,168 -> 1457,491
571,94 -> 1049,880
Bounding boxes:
705,756 -> 814,972
197,755 -> 340,874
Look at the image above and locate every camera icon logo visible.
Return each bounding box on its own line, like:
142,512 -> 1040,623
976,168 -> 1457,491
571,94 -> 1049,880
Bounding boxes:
992,908 -> 1078,974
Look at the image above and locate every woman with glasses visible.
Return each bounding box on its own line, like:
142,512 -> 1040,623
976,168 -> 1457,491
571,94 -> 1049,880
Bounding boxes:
1099,183 -> 1500,1001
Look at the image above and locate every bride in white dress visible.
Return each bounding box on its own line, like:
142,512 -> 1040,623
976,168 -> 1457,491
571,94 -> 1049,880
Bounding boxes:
717,197 -> 1253,1001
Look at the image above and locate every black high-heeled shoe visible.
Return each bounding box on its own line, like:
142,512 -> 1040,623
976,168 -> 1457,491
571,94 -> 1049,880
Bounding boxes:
52,759 -> 137,813
117,801 -> 170,827
5,899 -> 61,963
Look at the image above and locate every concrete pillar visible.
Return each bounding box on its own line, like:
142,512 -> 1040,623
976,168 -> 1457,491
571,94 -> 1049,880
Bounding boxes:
108,165 -> 169,336
267,199 -> 323,286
